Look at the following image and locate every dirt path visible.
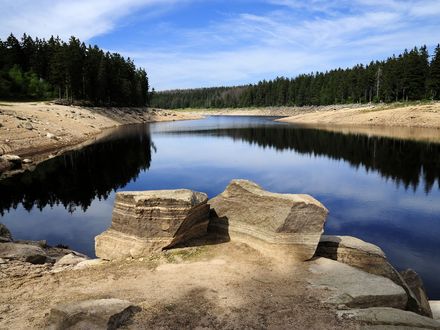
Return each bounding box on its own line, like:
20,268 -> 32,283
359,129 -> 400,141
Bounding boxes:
0,238 -> 355,329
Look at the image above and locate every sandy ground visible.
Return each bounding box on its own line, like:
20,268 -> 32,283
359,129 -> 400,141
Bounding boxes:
0,101 -> 202,172
0,236 -> 355,330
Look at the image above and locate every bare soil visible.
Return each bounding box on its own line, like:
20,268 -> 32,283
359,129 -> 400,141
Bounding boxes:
0,237 -> 356,329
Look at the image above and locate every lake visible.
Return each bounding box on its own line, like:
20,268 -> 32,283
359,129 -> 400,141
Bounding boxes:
1,116 -> 439,298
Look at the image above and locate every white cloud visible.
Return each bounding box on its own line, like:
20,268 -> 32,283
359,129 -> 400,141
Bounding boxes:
0,0 -> 178,41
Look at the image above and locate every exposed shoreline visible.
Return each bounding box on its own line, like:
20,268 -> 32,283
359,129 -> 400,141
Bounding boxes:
0,101 -> 203,179
178,101 -> 440,143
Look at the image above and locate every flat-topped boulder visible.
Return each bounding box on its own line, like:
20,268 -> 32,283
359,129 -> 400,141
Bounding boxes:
308,258 -> 407,309
316,235 -> 432,317
95,189 -> 210,260
209,179 -> 328,260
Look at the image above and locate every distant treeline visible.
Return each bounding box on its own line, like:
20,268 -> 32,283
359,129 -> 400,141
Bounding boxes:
0,34 -> 149,106
151,45 -> 440,109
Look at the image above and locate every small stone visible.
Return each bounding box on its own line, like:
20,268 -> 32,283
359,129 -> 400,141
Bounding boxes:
0,258 -> 7,264
1,154 -> 22,164
22,158 -> 33,164
24,122 -> 33,130
46,133 -> 58,140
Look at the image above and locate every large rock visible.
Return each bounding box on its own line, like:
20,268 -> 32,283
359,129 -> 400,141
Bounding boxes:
316,235 -> 432,317
209,179 -> 328,260
47,298 -> 137,330
95,189 -> 210,260
0,242 -> 50,264
337,307 -> 440,329
308,258 -> 407,309
0,223 -> 13,242
400,269 -> 433,317
52,253 -> 89,272
430,301 -> 440,321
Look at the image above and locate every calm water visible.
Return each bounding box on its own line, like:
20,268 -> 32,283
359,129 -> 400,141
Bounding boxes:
1,116 -> 440,298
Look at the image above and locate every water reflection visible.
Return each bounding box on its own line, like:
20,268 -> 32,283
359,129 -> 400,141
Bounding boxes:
0,125 -> 152,214
162,124 -> 440,193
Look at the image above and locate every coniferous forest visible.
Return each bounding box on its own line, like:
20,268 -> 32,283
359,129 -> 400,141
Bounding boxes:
0,34 -> 149,106
151,45 -> 440,109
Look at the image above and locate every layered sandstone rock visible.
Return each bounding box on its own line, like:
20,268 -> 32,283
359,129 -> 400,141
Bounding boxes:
316,235 -> 432,317
308,258 -> 407,310
95,189 -> 210,260
209,179 -> 328,260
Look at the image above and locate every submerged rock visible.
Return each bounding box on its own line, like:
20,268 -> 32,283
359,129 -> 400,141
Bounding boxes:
47,298 -> 137,330
337,307 -> 440,329
308,258 -> 407,310
95,189 -> 210,260
316,235 -> 432,317
209,179 -> 328,260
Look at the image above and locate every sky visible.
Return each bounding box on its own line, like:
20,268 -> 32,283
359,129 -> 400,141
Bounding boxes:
1,0 -> 440,90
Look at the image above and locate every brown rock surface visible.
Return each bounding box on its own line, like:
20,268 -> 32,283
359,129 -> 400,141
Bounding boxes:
209,179 -> 328,260
316,235 -> 432,317
400,269 -> 433,318
95,189 -> 210,260
308,258 -> 407,310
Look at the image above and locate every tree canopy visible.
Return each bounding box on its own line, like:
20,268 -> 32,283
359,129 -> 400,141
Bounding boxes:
0,33 -> 149,106
151,45 -> 440,109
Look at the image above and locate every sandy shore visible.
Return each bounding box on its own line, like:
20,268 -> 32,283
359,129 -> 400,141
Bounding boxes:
0,102 -> 202,177
179,102 -> 440,143
0,237 -> 355,329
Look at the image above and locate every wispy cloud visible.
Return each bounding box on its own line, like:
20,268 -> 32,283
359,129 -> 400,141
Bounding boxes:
1,0 -> 439,90
0,0 -> 179,40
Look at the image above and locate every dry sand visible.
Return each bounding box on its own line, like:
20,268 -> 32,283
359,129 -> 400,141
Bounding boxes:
0,237 -> 355,330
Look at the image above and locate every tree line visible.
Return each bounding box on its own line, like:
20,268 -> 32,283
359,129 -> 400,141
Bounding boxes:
0,34 -> 149,106
151,44 -> 440,109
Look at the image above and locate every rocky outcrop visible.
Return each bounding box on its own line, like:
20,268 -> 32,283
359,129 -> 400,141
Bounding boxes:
47,299 -> 138,330
209,179 -> 328,260
95,189 -> 210,260
337,307 -> 440,329
316,235 -> 432,317
308,258 -> 407,309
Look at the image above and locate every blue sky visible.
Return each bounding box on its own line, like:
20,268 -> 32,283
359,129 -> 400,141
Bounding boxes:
1,0 -> 440,90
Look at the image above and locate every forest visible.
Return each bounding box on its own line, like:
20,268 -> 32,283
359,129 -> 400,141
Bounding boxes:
151,44 -> 440,109
0,34 -> 149,106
